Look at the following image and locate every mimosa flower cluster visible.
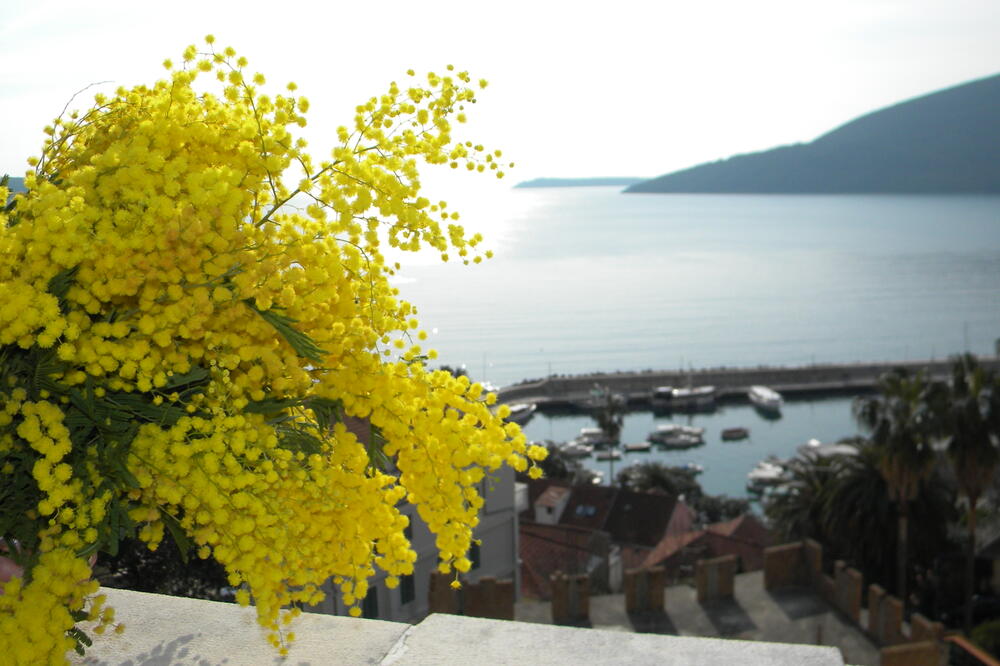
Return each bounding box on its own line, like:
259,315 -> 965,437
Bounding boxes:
0,37 -> 545,664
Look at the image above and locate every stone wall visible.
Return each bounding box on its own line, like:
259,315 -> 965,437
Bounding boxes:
623,567 -> 665,613
879,641 -> 942,666
763,542 -> 808,590
767,540 -> 954,660
696,555 -> 737,603
428,572 -> 514,620
550,571 -> 590,625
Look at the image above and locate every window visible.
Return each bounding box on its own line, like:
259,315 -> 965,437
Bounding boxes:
469,541 -> 481,571
362,586 -> 379,619
399,574 -> 415,605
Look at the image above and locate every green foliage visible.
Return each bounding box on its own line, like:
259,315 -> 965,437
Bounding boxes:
972,618 -> 1000,658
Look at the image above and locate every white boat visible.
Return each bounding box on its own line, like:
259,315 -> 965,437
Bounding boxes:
595,449 -> 622,461
572,427 -> 617,447
748,385 -> 783,413
558,441 -> 594,458
653,432 -> 704,449
623,442 -> 652,453
796,439 -> 858,459
647,424 -> 705,447
651,385 -> 717,410
746,458 -> 787,492
504,402 -> 537,425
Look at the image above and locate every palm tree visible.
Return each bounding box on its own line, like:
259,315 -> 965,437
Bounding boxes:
765,449 -> 839,546
854,368 -> 936,606
932,354 -> 1000,632
823,441 -> 955,590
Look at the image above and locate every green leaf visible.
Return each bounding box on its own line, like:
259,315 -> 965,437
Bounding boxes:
243,396 -> 307,414
244,299 -> 328,363
47,265 -> 79,302
275,424 -> 324,456
163,366 -> 210,390
305,396 -> 343,432
159,509 -> 191,564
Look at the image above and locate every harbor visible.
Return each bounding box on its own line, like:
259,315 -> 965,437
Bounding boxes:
510,356 -> 1000,499
497,356 -> 1000,409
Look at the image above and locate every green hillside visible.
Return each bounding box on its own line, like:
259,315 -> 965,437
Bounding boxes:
626,73 -> 1000,194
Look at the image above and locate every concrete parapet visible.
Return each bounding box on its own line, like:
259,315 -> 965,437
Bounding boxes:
833,561 -> 863,624
697,555 -> 738,603
551,571 -> 590,625
879,640 -> 941,666
763,542 -> 807,590
624,567 -> 665,613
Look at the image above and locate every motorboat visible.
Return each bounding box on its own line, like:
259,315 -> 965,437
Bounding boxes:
746,457 -> 787,492
558,441 -> 594,458
748,385 -> 783,413
795,438 -> 858,460
623,442 -> 652,453
650,385 -> 716,411
721,427 -> 749,441
504,402 -> 537,425
648,424 -> 705,447
672,462 -> 704,474
572,427 -> 617,448
653,432 -> 704,449
595,449 -> 622,461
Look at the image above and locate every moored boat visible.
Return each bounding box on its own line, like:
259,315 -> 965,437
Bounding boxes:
746,457 -> 787,492
721,427 -> 749,441
572,427 -> 617,448
558,441 -> 594,458
595,449 -> 622,461
504,402 -> 537,425
651,385 -> 717,411
623,442 -> 652,453
648,424 -> 705,448
748,385 -> 783,413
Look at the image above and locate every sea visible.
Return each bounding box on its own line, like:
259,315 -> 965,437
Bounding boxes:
396,186 -> 1000,498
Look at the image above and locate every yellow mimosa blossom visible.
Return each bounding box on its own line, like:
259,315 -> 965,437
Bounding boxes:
0,37 -> 544,665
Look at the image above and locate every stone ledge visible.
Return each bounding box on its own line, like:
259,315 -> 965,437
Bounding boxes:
70,587 -> 847,665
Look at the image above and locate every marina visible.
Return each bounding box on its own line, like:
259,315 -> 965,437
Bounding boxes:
497,357 -> 1000,409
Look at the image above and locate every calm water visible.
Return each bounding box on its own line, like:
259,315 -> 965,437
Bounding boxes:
397,188 -> 1000,496
521,398 -> 858,499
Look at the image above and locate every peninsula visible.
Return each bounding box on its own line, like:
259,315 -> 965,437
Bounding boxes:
626,72 -> 1000,194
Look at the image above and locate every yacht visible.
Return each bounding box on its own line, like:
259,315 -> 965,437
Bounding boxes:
571,427 -> 617,448
652,385 -> 717,411
504,402 -> 537,425
558,441 -> 594,458
746,457 -> 787,492
623,441 -> 652,453
748,385 -> 783,413
648,424 -> 705,444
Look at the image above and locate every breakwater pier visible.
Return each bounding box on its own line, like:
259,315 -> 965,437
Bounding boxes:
496,357 -> 1000,409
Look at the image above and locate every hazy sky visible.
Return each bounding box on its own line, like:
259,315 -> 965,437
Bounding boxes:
3,0 -> 998,186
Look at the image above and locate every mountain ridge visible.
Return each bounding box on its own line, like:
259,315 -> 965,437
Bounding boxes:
626,73 -> 1000,194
